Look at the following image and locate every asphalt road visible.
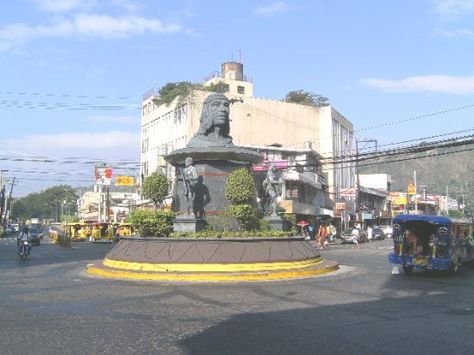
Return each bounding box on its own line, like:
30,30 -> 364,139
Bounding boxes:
1,236 -> 474,355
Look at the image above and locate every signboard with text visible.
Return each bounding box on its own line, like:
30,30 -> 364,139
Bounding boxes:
115,176 -> 135,186
95,166 -> 113,186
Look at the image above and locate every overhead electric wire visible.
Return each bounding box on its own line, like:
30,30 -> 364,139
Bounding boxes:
356,146 -> 474,169
1,90 -> 137,101
356,103 -> 474,132
322,132 -> 474,163
0,100 -> 140,111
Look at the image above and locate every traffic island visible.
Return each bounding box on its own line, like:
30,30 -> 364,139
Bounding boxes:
86,237 -> 339,282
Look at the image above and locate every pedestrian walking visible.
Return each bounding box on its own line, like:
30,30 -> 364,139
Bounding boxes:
318,223 -> 329,249
352,228 -> 360,249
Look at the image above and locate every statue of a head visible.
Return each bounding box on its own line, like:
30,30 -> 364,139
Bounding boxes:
197,93 -> 230,137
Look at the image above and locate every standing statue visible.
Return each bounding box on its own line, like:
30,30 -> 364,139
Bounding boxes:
187,93 -> 234,148
263,164 -> 283,216
180,157 -> 198,215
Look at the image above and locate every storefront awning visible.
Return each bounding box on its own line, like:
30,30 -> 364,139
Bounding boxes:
284,170 -> 322,189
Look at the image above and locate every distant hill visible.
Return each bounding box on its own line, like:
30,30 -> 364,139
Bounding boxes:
359,146 -> 474,213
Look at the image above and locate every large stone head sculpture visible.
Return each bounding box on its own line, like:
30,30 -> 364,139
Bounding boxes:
187,93 -> 234,148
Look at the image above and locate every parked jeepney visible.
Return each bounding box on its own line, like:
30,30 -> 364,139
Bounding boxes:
66,223 -> 87,241
116,223 -> 134,237
388,214 -> 474,274
91,222 -> 114,241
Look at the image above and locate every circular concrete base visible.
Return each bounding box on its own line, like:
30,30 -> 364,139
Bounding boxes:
86,237 -> 339,282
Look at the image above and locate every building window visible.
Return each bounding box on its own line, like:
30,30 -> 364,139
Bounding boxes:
237,86 -> 245,94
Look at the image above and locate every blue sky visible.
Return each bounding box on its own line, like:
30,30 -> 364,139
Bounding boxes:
1,0 -> 473,196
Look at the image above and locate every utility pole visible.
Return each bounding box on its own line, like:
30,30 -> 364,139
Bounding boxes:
354,138 -> 377,224
4,177 -> 16,226
355,139 -> 360,218
414,170 -> 417,213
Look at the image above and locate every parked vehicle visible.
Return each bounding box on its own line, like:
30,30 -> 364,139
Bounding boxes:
28,225 -> 43,246
388,214 -> 474,274
372,227 -> 386,240
379,225 -> 393,238
11,223 -> 19,232
5,225 -> 15,234
341,228 -> 368,244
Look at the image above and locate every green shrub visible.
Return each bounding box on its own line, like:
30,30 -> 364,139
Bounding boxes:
142,172 -> 169,207
205,214 -> 234,232
225,168 -> 256,204
227,204 -> 260,231
281,213 -> 297,232
128,209 -> 176,237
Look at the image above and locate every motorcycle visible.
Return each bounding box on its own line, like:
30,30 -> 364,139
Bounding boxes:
18,239 -> 31,259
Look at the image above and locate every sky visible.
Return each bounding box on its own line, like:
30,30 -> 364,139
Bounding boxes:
1,0 -> 473,197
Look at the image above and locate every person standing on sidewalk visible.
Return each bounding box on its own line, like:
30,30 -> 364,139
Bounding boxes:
367,224 -> 373,241
328,223 -> 337,243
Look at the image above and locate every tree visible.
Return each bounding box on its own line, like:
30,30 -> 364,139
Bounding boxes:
204,81 -> 229,93
284,90 -> 329,107
11,185 -> 78,221
154,81 -> 199,106
143,172 -> 169,208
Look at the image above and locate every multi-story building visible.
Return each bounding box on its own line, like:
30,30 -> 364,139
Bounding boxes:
245,144 -> 331,221
140,61 -> 355,215
77,187 -> 140,223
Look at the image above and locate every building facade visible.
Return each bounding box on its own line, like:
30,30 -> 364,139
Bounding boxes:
245,145 -> 331,221
140,61 -> 355,215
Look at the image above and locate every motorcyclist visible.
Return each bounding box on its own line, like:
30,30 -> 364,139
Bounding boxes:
17,224 -> 31,256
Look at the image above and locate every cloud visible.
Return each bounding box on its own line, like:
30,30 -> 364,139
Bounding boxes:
435,0 -> 474,18
254,1 -> 288,17
0,14 -> 181,44
87,115 -> 138,125
17,131 -> 139,154
74,14 -> 181,38
361,75 -> 474,94
34,0 -> 140,14
434,26 -> 474,38
35,0 -> 95,13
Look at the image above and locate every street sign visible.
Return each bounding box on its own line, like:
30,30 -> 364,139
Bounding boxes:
95,165 -> 113,185
115,176 -> 135,186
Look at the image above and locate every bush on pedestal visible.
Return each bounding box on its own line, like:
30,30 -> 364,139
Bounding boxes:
128,209 -> 176,237
225,168 -> 259,231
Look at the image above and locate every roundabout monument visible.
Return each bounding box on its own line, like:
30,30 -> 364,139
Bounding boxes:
87,93 -> 338,282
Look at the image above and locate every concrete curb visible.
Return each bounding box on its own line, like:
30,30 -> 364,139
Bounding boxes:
85,238 -> 339,282
86,259 -> 339,282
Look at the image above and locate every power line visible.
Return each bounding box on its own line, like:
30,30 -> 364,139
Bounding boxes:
356,103 -> 474,132
1,90 -> 138,101
0,100 -> 140,111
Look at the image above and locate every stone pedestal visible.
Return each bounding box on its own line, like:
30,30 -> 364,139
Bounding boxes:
264,215 -> 284,231
165,147 -> 262,222
173,216 -> 206,233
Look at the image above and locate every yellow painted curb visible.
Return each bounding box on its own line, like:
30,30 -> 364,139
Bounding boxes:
86,262 -> 339,282
103,257 -> 322,273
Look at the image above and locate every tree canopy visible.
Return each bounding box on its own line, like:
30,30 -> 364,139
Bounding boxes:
11,185 -> 78,222
143,172 -> 169,207
284,90 -> 329,107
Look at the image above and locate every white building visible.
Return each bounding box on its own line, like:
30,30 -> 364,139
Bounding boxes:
140,62 -> 355,207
